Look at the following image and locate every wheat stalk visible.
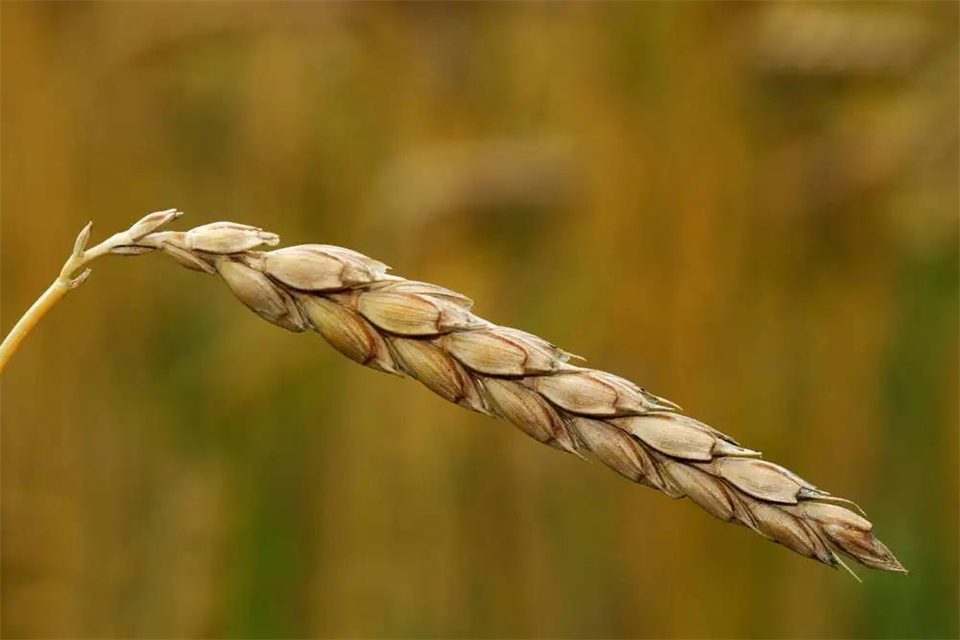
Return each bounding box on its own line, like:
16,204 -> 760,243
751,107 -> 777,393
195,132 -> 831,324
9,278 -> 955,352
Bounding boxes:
0,211 -> 906,577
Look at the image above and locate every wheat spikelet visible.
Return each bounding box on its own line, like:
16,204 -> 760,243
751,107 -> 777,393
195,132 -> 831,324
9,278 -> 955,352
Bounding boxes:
18,212 -> 907,577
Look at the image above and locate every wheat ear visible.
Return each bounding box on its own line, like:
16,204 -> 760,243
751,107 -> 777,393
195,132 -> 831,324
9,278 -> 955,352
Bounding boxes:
0,211 -> 906,577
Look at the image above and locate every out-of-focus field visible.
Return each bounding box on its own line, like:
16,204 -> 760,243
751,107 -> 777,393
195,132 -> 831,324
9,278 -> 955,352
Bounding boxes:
1,2 -> 957,638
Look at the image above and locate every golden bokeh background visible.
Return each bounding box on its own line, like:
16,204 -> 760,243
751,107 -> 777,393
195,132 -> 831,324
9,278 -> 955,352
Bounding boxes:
2,2 -> 957,638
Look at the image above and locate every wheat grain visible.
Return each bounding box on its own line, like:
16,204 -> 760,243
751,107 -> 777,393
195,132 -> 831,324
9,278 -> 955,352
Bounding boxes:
0,212 -> 907,577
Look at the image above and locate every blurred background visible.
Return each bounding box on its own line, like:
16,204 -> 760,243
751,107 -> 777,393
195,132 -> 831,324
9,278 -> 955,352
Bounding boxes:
1,2 -> 957,638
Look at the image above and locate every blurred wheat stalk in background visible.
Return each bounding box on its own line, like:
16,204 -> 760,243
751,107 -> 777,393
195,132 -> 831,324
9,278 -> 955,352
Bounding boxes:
0,210 -> 907,579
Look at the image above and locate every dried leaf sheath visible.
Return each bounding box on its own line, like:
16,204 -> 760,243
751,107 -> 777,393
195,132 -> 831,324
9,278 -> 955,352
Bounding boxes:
133,219 -> 905,576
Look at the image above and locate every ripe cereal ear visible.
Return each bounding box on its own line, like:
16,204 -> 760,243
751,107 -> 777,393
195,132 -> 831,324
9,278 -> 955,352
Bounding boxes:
0,211 -> 906,578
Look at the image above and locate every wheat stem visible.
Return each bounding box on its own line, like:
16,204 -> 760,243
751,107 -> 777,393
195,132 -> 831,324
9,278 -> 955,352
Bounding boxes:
0,210 -> 183,373
0,278 -> 71,373
0,224 -> 97,372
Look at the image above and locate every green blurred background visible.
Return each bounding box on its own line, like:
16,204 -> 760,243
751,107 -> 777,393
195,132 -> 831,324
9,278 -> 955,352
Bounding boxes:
1,2 -> 957,638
